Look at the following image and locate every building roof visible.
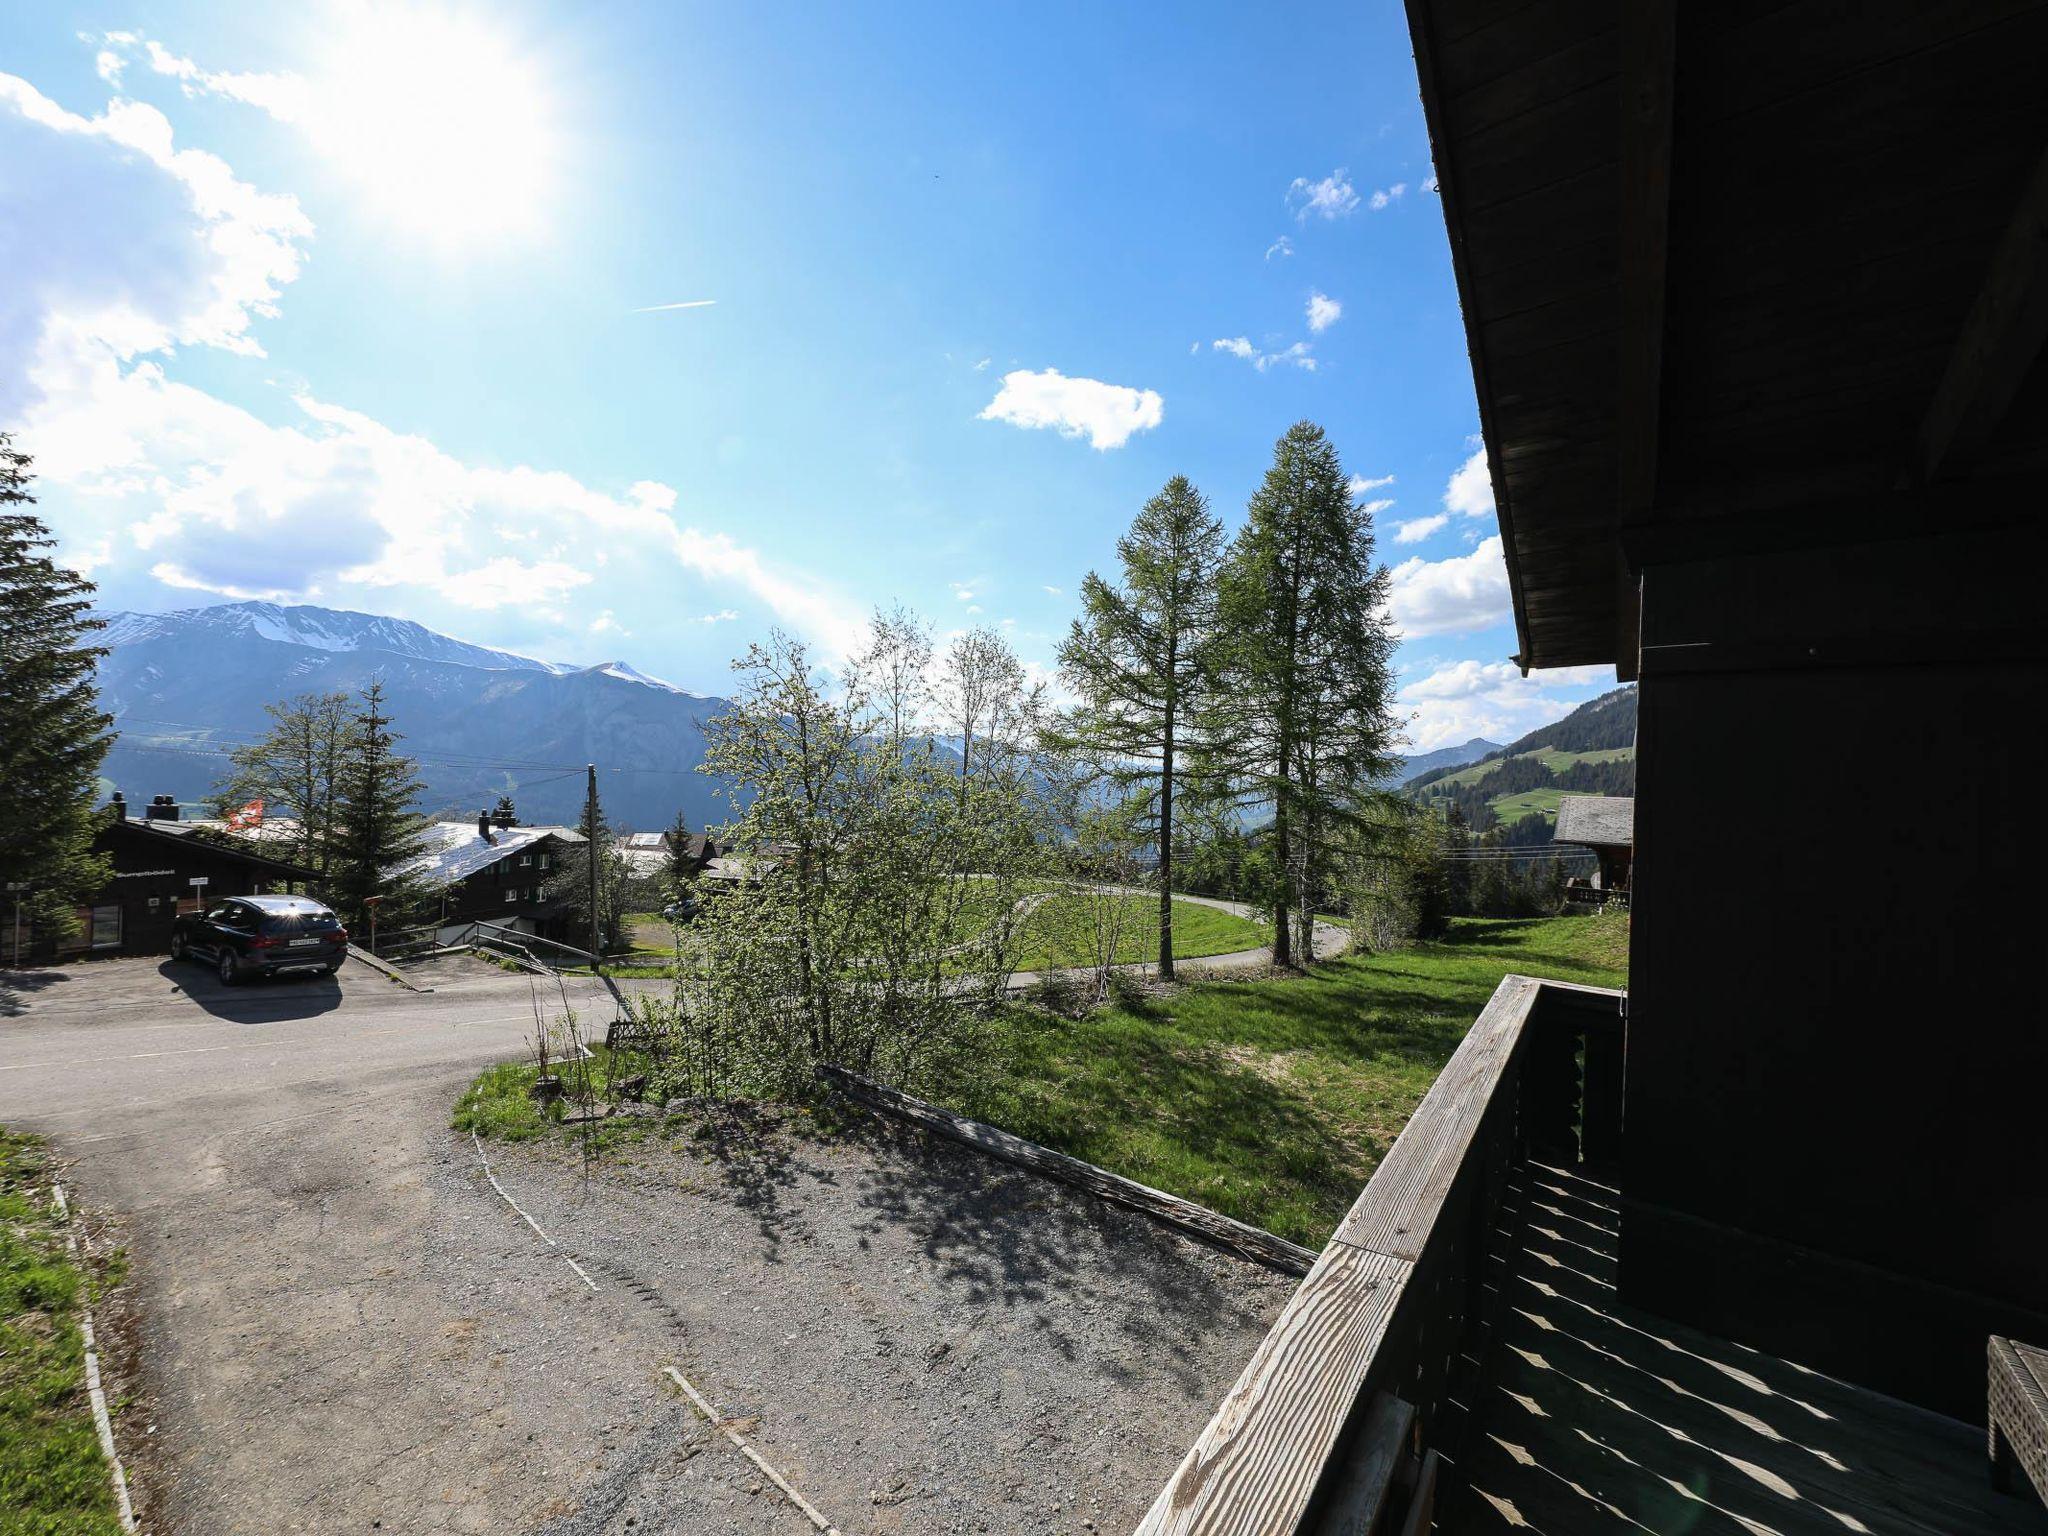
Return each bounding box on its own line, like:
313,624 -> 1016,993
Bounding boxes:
1407,3 -> 2048,671
1553,795 -> 1635,850
391,821 -> 585,888
617,831 -> 668,851
100,815 -> 323,881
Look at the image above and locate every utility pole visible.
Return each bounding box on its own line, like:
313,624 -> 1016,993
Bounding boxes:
585,763 -> 601,968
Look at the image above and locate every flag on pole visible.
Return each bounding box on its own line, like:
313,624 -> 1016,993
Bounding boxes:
226,798 -> 265,830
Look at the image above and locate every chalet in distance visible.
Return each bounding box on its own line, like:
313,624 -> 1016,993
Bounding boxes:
7,792 -> 320,961
1551,792 -> 1633,903
1137,3 -> 2048,1532
394,810 -> 586,945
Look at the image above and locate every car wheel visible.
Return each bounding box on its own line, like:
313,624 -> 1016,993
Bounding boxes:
322,962 -> 342,976
217,949 -> 241,987
170,932 -> 187,961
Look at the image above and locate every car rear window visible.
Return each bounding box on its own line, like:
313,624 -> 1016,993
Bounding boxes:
260,911 -> 340,934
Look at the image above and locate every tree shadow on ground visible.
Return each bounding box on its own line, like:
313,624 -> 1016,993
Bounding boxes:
0,967 -> 68,1018
837,1109 -> 1279,1400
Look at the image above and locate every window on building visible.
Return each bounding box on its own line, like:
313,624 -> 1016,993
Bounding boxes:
89,905 -> 122,949
537,853 -> 550,871
505,889 -> 516,903
518,854 -> 531,866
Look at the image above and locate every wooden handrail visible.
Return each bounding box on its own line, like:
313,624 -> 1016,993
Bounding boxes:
1133,975 -> 1625,1535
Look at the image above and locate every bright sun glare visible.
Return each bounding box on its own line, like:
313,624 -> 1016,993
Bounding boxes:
309,9 -> 558,244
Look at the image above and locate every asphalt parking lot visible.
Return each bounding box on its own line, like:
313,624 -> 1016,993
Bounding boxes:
0,954 -> 1288,1534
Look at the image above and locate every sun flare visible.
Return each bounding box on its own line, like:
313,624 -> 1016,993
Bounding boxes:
307,8 -> 558,244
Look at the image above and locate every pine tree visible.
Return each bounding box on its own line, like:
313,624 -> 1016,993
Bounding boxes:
490,793 -> 519,826
213,689 -> 354,878
326,682 -> 430,929
1054,474 -> 1224,979
0,434 -> 114,954
1208,422 -> 1397,965
662,808 -> 694,900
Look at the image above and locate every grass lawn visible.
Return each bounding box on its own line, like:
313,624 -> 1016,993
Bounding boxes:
1487,786 -> 1567,823
461,911 -> 1628,1252
1011,891 -> 1269,972
954,913 -> 1628,1247
0,1129 -> 127,1534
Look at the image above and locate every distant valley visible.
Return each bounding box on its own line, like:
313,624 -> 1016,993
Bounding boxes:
1401,686 -> 1636,840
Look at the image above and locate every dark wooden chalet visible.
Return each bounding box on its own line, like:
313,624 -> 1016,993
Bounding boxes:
399,813 -> 586,943
1136,3 -> 2048,1531
1550,792 -> 1633,895
8,793 -> 320,960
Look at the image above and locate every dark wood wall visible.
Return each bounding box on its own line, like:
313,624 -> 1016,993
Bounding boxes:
1621,522 -> 2048,1417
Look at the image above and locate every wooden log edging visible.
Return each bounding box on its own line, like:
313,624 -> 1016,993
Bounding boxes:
816,1064 -> 1316,1277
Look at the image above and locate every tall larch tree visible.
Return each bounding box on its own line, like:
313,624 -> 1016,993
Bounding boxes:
213,689 -> 355,877
0,434 -> 115,954
1208,421 -> 1397,965
1054,474 -> 1225,979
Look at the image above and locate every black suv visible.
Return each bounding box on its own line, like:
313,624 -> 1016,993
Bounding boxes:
171,895 -> 349,985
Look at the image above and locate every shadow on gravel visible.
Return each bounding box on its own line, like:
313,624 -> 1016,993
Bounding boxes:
840,1113 -> 1251,1398
157,959 -> 345,1021
0,968 -> 69,1017
684,1103 -> 827,1261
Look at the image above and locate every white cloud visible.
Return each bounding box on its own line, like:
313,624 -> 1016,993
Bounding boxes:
4,75 -> 871,662
693,609 -> 740,625
1397,660 -> 1611,751
0,72 -> 311,419
1264,235 -> 1294,260
1211,337 -> 1316,373
951,583 -> 976,602
1349,473 -> 1396,497
1392,514 -> 1448,544
1360,498 -> 1395,517
443,557 -> 594,610
972,357 -> 990,370
588,610 -> 624,635
977,367 -> 1163,451
1423,173 -> 1440,193
1306,291 -> 1342,333
1368,182 -> 1408,211
1042,585 -> 1062,597
1387,535 -> 1513,638
1444,446 -> 1495,518
633,299 -> 716,313
1288,169 -> 1360,221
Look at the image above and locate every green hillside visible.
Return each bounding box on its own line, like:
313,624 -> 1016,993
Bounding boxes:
1404,687 -> 1635,841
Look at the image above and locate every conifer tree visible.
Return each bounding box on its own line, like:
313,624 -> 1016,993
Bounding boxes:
1207,421 -> 1397,965
0,434 -> 114,952
562,781 -> 628,952
661,807 -> 694,900
1054,474 -> 1224,978
326,681 -> 430,928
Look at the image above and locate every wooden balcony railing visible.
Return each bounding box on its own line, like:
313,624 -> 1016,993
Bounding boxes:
1133,974 -> 1626,1535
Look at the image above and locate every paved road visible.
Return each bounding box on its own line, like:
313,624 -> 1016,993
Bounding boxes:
0,954 -> 1286,1534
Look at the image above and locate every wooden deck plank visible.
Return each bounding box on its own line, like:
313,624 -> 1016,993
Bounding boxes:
1331,975 -> 1543,1261
1438,1161 -> 2048,1536
1133,1243 -> 1411,1535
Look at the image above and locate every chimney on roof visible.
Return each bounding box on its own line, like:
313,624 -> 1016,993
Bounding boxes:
477,808 -> 495,844
110,791 -> 128,821
145,794 -> 180,822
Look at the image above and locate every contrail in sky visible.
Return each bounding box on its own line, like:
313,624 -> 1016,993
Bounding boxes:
634,300 -> 717,312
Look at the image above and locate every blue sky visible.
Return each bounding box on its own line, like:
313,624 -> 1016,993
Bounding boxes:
1,1 -> 1613,748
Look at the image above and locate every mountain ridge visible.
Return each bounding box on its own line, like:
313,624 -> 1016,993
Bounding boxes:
92,601 -> 733,829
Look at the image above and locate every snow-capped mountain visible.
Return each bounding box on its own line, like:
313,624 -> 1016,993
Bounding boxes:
92,601 -> 731,829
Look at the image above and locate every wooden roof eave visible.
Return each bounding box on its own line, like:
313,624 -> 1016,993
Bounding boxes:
1406,0 -> 1537,675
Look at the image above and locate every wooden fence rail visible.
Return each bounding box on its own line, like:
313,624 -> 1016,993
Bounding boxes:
1132,974 -> 1625,1535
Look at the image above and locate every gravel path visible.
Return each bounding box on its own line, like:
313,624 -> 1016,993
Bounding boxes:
477,1109 -> 1295,1534
1,955 -> 1292,1534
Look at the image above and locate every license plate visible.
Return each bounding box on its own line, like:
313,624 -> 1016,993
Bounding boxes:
288,938 -> 317,947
